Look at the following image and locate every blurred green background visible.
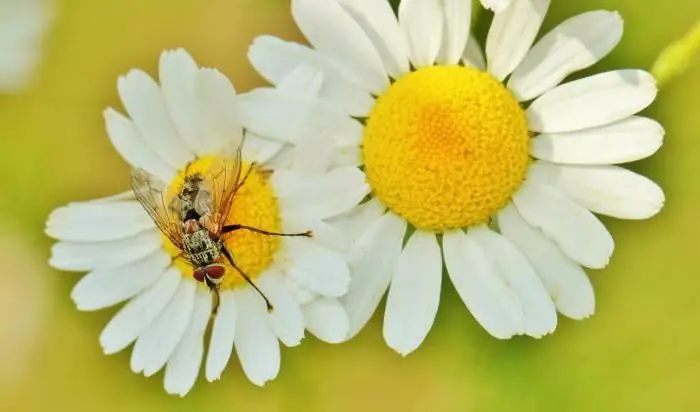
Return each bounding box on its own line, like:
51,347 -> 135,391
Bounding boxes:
0,0 -> 699,411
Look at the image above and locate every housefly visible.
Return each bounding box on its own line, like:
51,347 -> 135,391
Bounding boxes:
130,144 -> 311,315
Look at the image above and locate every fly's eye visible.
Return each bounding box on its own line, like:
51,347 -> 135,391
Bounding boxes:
193,267 -> 206,282
205,264 -> 226,280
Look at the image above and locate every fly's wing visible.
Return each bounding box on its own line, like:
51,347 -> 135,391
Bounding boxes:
203,144 -> 244,236
131,168 -> 185,250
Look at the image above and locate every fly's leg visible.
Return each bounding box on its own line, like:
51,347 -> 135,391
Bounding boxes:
234,162 -> 256,190
205,277 -> 221,316
222,224 -> 312,238
220,246 -> 274,312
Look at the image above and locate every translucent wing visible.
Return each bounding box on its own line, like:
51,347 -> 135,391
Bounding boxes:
130,168 -> 184,249
203,143 -> 244,235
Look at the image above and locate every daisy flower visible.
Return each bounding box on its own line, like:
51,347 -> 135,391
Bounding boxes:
46,49 -> 364,395
0,0 -> 53,92
247,0 -> 665,355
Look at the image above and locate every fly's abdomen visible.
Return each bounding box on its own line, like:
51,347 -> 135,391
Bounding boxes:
183,228 -> 220,267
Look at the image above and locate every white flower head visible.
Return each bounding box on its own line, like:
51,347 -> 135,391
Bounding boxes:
247,0 -> 665,355
0,0 -> 54,92
46,49 -> 363,395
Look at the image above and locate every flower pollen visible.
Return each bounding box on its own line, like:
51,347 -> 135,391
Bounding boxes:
362,66 -> 530,232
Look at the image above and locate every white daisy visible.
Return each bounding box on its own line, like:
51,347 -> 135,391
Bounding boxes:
0,0 -> 53,92
246,0 -> 665,355
46,49 -> 364,395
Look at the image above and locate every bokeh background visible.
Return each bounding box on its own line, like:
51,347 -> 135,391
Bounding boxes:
1,0 -> 699,411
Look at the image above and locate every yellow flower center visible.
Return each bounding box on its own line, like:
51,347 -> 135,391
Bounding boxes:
362,66 -> 530,232
163,156 -> 281,289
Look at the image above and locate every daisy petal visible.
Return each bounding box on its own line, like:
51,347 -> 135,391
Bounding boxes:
273,167 -> 369,219
531,116 -> 664,165
327,198 -> 386,246
205,291 -> 236,382
49,229 -> 162,272
241,132 -> 284,165
498,204 -> 595,319
259,272 -> 305,347
277,64 -> 324,95
195,68 -> 243,154
235,89 -> 363,147
509,11 -> 623,101
486,0 -> 550,81
286,239 -> 350,297
292,0 -> 388,93
462,35 -> 486,70
481,0 -> 513,12
384,231 -> 442,355
104,108 -> 174,183
513,177 -> 614,269
399,0 -> 444,68
46,201 -> 153,242
527,70 -> 658,133
337,0 -> 410,78
283,213 -> 351,254
530,162 -> 665,220
248,36 -> 374,116
437,0 -> 472,65
164,288 -> 211,397
469,226 -> 557,338
99,268 -> 181,354
234,288 -> 280,386
158,49 -> 202,155
117,69 -> 193,169
130,280 -> 196,376
71,251 -> 170,311
342,212 -> 406,338
303,298 -> 349,344
443,229 -> 524,339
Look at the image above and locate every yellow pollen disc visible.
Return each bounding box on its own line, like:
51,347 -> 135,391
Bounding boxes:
362,65 -> 530,232
163,156 -> 281,289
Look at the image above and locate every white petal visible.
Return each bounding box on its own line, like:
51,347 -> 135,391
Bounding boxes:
71,251 -> 170,311
241,132 -> 285,165
234,288 -> 280,386
46,201 -> 153,242
158,49 -> 202,155
337,0 -> 410,78
270,129 -> 336,174
164,288 -> 211,397
486,0 -> 550,81
384,231 -> 442,355
513,177 -> 614,269
259,272 -> 305,347
286,276 -> 318,305
205,291 -> 236,382
272,167 -> 369,220
248,36 -> 374,116
104,108 -> 174,183
331,145 -> 362,168
117,69 -> 194,169
327,198 -> 386,246
302,298 -> 349,344
235,88 -> 363,148
286,238 -> 350,297
462,35 -> 486,70
498,204 -> 595,319
130,280 -> 196,376
49,229 -> 162,272
527,70 -> 658,133
437,0 -> 471,65
508,11 -> 624,101
481,0 -> 513,12
195,68 -> 243,154
469,226 -> 557,338
442,229 -> 524,339
99,268 -> 181,354
398,0 -> 444,68
529,162 -> 665,220
342,212 -> 406,338
530,116 -> 664,165
292,0 -> 388,93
